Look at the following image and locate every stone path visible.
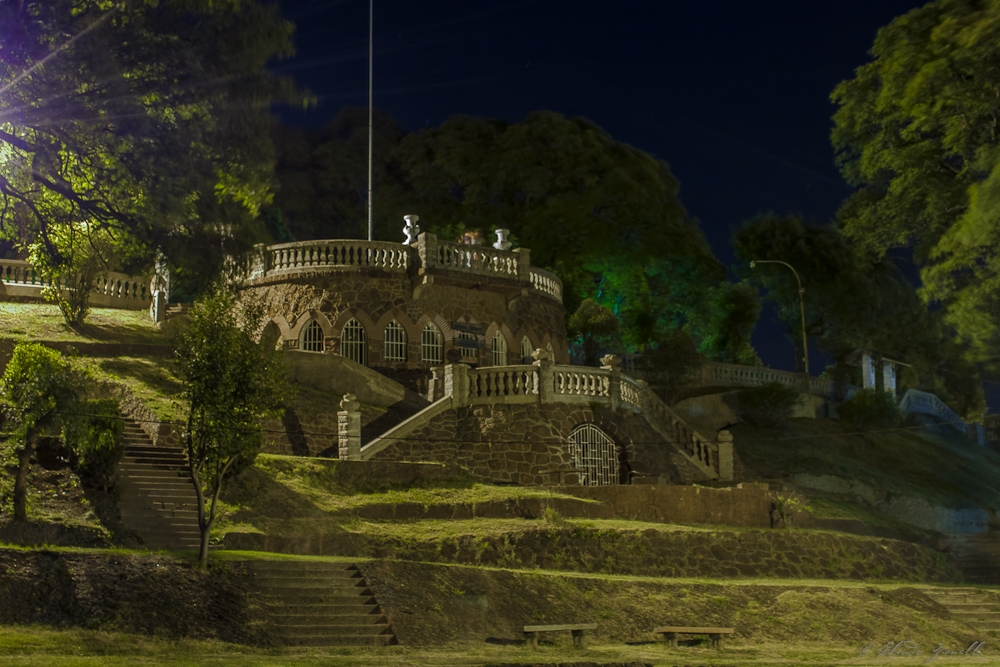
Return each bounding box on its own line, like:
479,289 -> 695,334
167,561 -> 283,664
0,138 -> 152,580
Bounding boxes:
117,418 -> 201,550
920,587 -> 1000,636
245,560 -> 396,646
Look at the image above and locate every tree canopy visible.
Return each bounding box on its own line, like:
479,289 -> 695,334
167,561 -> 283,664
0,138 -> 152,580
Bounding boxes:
175,286 -> 286,567
0,0 -> 299,301
271,110 -> 732,354
733,213 -> 983,417
831,0 -> 1000,369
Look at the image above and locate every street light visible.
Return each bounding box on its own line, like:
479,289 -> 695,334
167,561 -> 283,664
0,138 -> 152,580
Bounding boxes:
750,259 -> 809,376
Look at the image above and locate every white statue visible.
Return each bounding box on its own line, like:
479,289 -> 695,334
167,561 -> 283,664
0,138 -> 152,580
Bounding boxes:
403,214 -> 421,245
493,228 -> 512,251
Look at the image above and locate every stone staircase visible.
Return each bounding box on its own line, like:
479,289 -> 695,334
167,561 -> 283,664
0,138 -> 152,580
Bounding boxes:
245,560 -> 396,647
116,418 -> 201,550
948,534 -> 1000,584
921,588 -> 1000,637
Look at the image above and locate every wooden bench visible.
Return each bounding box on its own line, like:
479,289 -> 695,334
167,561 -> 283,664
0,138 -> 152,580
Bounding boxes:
653,625 -> 734,649
523,623 -> 597,648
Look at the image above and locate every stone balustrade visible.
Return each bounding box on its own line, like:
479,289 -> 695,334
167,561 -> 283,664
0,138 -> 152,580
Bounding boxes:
898,388 -> 984,444
249,233 -> 563,303
553,366 -> 611,399
433,239 -> 520,277
528,267 -> 562,301
266,240 -> 410,274
1,259 -> 149,310
467,366 -> 539,402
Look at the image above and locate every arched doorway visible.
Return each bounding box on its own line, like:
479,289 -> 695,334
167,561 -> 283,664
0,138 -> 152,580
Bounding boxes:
567,423 -> 619,486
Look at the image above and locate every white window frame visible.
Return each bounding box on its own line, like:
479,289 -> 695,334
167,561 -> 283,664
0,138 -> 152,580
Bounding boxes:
492,331 -> 508,366
520,336 -> 533,364
384,320 -> 407,362
299,320 -> 324,353
421,323 -> 444,364
341,318 -> 368,365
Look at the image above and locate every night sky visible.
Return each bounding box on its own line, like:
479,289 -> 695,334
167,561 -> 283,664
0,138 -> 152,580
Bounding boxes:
272,0 -> 931,376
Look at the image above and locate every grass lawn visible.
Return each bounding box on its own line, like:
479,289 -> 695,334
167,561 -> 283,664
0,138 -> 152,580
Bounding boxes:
732,418 -> 1000,511
0,626 -> 993,666
70,355 -> 187,424
0,303 -> 165,346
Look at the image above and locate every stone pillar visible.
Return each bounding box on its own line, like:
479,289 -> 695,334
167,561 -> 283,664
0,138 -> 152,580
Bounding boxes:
716,430 -> 734,481
337,393 -> 362,461
882,360 -> 897,396
427,366 -> 445,401
513,247 -> 531,280
601,354 -> 622,410
446,364 -> 469,407
152,289 -> 167,324
861,351 -> 875,389
415,232 -> 438,272
533,348 -> 554,404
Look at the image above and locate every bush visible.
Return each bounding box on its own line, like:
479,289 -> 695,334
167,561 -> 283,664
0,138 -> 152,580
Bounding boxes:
733,382 -> 803,429
64,398 -> 125,491
837,389 -> 901,432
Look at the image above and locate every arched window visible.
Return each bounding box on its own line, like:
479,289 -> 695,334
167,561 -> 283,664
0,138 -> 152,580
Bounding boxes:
341,318 -> 368,365
421,323 -> 443,363
384,321 -> 407,362
567,424 -> 619,486
492,331 -> 508,366
299,320 -> 324,353
520,336 -> 533,364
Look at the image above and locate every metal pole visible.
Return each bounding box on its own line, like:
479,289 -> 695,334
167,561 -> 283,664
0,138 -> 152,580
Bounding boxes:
750,259 -> 809,376
367,0 -> 374,241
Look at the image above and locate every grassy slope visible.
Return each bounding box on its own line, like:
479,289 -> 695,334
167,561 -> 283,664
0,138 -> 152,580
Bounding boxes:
0,303 -> 164,345
732,418 -> 1000,511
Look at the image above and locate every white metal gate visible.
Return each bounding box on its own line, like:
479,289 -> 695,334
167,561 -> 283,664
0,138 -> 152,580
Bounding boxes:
567,424 -> 619,486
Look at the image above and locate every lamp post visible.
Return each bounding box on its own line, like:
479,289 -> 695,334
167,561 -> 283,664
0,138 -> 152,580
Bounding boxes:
750,259 -> 809,376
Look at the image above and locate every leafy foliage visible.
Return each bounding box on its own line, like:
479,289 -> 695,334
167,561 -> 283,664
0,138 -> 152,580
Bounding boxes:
837,389 -> 903,433
175,286 -> 286,566
0,343 -> 75,519
567,299 -> 620,365
830,0 -> 1000,369
63,398 -> 124,491
637,329 -> 704,405
0,0 -> 300,308
733,382 -> 803,430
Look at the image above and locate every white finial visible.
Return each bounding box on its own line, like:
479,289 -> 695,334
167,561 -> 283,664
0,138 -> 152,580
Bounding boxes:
493,228 -> 512,251
403,214 -> 421,245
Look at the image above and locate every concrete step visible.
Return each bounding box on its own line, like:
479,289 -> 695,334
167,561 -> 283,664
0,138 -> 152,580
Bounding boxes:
273,623 -> 392,635
281,634 -> 394,647
270,612 -> 387,623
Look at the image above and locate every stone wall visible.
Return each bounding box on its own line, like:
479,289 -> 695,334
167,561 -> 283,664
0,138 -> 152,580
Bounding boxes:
367,401 -> 701,485
239,265 -> 568,376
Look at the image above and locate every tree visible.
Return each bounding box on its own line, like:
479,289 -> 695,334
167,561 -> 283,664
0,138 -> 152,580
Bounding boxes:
0,0 -> 300,317
0,343 -> 75,521
637,329 -> 705,405
831,0 -> 1000,369
389,111 -> 724,351
567,298 -> 620,365
175,286 -> 286,567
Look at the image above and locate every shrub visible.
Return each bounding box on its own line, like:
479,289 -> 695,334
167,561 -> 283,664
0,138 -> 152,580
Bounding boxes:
838,389 -> 901,432
65,398 -> 125,491
733,382 -> 802,429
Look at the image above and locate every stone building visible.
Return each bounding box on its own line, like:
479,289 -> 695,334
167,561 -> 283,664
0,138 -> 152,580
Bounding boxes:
239,224 -> 733,486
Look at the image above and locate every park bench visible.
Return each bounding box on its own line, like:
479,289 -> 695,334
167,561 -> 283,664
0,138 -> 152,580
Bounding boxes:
523,623 -> 597,648
652,625 -> 734,649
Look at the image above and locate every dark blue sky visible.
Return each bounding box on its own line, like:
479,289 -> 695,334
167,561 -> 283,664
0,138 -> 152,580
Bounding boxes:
272,0 -> 929,375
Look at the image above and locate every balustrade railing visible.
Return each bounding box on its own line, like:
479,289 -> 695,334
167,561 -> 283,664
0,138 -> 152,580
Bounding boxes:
248,234 -> 563,303
620,377 -> 643,410
468,366 -> 539,402
528,267 -> 562,301
1,259 -> 148,309
267,240 -> 410,273
433,240 -> 519,277
553,366 -> 610,397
